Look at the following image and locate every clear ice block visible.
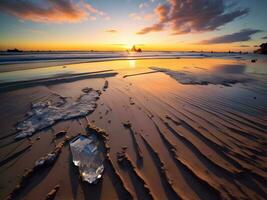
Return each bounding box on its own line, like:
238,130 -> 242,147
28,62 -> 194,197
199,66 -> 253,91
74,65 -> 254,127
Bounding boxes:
70,135 -> 104,184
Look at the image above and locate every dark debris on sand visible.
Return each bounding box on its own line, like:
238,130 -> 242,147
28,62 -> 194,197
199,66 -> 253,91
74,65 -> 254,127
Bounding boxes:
45,184 -> 60,200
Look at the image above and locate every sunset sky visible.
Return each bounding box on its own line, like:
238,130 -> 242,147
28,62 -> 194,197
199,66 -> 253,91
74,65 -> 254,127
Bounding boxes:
0,0 -> 267,52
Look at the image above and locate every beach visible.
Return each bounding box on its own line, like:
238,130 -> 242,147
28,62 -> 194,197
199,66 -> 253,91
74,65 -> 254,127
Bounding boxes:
0,53 -> 266,200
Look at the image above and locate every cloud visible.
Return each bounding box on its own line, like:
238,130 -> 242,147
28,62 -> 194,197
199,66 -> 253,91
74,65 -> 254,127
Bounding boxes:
139,0 -> 155,9
136,4 -> 170,34
27,28 -> 47,35
139,2 -> 149,9
83,2 -> 99,14
0,0 -> 107,23
83,2 -> 109,19
239,45 -> 250,47
105,29 -> 118,33
199,29 -> 262,44
137,0 -> 249,35
137,23 -> 164,34
111,43 -> 145,46
129,12 -> 154,21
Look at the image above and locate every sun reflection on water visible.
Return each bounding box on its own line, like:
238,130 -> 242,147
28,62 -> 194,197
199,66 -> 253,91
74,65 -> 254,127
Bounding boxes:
129,60 -> 136,68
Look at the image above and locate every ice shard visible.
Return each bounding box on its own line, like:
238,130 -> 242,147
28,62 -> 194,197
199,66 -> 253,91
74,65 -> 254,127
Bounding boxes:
70,135 -> 104,184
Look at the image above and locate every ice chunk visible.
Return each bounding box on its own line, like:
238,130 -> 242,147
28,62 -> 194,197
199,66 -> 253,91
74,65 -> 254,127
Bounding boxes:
70,135 -> 104,184
15,90 -> 99,140
35,152 -> 58,167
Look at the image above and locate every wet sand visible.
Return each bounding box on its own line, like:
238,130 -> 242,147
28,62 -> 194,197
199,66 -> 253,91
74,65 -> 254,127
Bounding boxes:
0,58 -> 266,200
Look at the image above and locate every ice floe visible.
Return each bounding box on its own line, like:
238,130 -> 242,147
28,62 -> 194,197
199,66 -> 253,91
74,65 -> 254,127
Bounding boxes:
15,90 -> 100,139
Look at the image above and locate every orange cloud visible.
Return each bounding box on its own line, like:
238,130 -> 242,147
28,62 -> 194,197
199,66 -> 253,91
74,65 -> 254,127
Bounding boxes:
105,29 -> 118,33
136,3 -> 169,34
0,0 -> 107,23
129,13 -> 154,21
83,2 -> 109,18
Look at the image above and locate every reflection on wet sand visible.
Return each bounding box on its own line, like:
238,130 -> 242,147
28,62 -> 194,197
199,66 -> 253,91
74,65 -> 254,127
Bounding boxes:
0,58 -> 266,200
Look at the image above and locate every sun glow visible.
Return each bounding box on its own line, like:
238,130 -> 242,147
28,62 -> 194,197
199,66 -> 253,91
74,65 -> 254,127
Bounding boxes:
124,43 -> 135,50
128,60 -> 136,68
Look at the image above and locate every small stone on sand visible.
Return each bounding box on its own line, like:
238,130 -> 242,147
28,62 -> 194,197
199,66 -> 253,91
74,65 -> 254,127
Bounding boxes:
123,121 -> 132,128
251,59 -> 257,63
45,184 -> 60,200
54,131 -> 67,139
82,87 -> 93,93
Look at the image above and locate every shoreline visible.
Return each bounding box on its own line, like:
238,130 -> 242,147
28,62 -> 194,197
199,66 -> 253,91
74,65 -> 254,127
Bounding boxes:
0,51 -> 260,73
